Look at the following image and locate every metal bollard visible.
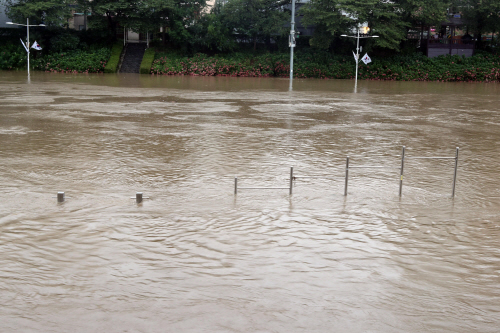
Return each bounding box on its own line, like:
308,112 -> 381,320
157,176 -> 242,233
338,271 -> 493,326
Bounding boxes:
57,192 -> 65,203
344,156 -> 349,196
399,146 -> 405,197
136,192 -> 143,203
452,147 -> 459,198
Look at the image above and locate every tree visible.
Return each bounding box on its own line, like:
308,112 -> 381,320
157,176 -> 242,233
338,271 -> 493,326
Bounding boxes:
452,0 -> 500,47
300,0 -> 457,51
192,2 -> 238,52
84,0 -> 206,46
218,0 -> 290,51
398,0 -> 449,28
3,0 -> 73,26
302,0 -> 413,51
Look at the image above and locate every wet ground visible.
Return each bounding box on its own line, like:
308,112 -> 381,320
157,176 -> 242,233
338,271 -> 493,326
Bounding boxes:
0,71 -> 499,332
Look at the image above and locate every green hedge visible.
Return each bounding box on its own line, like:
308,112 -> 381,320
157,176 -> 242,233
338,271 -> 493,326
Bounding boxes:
140,47 -> 155,74
32,48 -> 111,73
104,42 -> 124,73
0,44 -> 27,70
150,51 -> 500,82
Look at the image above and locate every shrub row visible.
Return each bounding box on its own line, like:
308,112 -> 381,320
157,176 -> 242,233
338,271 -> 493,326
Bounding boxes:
32,48 -> 111,73
151,53 -> 277,77
0,44 -> 27,70
150,52 -> 500,82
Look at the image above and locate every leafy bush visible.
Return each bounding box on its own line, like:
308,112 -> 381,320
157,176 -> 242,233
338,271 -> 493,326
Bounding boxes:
50,33 -> 80,53
104,43 -> 123,73
152,52 -> 276,76
150,50 -> 500,82
140,47 -> 156,74
0,44 -> 27,70
32,48 -> 111,73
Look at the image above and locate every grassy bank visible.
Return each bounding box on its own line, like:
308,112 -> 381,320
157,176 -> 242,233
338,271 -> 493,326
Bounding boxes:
150,51 -> 500,82
104,43 -> 124,73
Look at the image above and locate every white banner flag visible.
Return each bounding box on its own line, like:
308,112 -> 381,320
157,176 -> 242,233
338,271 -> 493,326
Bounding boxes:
361,53 -> 372,65
352,51 -> 358,63
31,41 -> 42,51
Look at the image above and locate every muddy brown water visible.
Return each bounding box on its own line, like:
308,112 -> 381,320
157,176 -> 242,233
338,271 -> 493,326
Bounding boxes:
1,71 -> 499,332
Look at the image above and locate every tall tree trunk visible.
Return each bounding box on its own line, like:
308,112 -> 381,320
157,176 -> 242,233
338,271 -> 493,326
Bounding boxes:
106,12 -> 117,43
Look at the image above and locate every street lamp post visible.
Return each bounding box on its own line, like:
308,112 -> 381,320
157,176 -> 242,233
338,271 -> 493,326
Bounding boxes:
341,28 -> 378,93
6,18 -> 45,81
289,0 -> 296,91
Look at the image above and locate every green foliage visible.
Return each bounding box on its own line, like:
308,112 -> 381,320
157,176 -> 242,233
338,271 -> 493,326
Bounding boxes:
32,48 -> 111,73
301,0 -> 409,51
3,0 -> 73,26
0,44 -> 27,70
151,52 -> 277,76
149,50 -> 500,82
217,0 -> 290,50
452,0 -> 500,48
85,0 -> 206,47
50,32 -> 80,53
104,42 -> 123,73
140,47 -> 155,74
191,3 -> 238,52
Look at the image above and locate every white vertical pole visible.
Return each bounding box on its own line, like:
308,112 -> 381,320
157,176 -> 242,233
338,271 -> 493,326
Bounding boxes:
354,28 -> 359,93
27,18 -> 30,80
289,0 -> 296,91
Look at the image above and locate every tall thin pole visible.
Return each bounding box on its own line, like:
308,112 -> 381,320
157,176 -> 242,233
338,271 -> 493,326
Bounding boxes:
354,28 -> 359,93
289,167 -> 294,195
289,0 -> 296,91
399,146 -> 405,197
452,147 -> 459,198
27,18 -> 30,80
344,156 -> 349,196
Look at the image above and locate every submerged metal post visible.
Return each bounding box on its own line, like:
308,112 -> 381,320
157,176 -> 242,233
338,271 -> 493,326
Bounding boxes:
289,167 -> 293,195
452,147 -> 459,198
136,192 -> 143,203
57,192 -> 65,203
399,146 -> 405,197
344,156 -> 349,196
234,177 -> 238,195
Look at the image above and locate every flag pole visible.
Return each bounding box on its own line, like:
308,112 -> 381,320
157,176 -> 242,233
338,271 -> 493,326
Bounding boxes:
341,28 -> 379,93
27,18 -> 30,81
354,27 -> 359,93
6,19 -> 44,83
289,0 -> 296,91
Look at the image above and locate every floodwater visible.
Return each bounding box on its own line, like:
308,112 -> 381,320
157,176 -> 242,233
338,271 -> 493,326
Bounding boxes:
0,71 -> 499,332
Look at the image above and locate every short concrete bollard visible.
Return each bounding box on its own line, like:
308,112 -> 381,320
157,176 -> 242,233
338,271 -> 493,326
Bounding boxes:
131,192 -> 149,204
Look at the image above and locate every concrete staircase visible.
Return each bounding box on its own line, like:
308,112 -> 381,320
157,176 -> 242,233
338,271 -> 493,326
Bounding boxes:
119,43 -> 147,73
